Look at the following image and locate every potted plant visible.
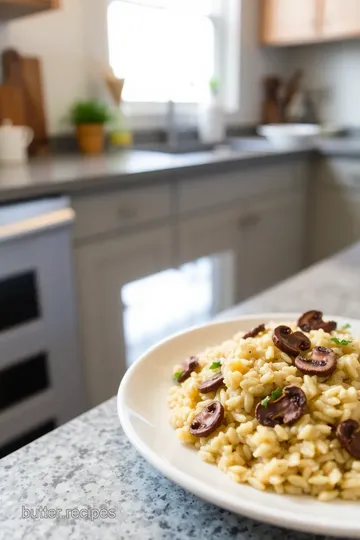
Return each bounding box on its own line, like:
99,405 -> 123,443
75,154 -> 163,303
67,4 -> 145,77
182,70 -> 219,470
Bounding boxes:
69,100 -> 112,155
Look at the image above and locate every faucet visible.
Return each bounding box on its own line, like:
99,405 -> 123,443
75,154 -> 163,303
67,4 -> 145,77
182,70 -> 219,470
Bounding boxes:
166,100 -> 179,148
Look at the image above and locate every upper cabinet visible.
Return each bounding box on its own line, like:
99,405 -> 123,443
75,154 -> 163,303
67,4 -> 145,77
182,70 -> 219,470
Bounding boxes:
261,0 -> 360,45
0,0 -> 59,21
261,0 -> 319,45
321,0 -> 360,39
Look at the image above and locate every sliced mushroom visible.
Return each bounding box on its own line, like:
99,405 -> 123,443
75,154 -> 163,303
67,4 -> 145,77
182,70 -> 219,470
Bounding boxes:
189,401 -> 224,437
297,310 -> 337,333
198,373 -> 224,394
295,346 -> 337,377
177,356 -> 199,383
255,386 -> 307,427
272,326 -> 311,356
336,420 -> 360,459
243,323 -> 265,340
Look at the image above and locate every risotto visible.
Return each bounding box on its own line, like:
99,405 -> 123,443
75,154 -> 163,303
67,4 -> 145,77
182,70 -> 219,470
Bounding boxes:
168,311 -> 360,501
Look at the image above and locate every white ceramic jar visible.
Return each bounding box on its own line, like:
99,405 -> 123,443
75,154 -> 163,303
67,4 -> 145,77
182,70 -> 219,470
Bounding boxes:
0,120 -> 34,165
198,93 -> 226,145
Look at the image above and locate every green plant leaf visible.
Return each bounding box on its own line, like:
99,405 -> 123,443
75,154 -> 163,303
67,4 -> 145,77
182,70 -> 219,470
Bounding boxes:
173,371 -> 183,381
261,396 -> 271,408
270,387 -> 282,401
209,361 -> 222,370
331,337 -> 352,346
342,323 -> 351,330
69,100 -> 113,125
261,387 -> 282,408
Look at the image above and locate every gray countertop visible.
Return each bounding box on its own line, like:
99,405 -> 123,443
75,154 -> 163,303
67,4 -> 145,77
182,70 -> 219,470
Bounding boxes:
0,146 -> 311,203
0,137 -> 358,204
1,242 -> 360,539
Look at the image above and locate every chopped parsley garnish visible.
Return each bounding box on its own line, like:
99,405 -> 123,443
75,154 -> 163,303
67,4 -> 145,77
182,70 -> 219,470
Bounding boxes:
261,387 -> 282,408
342,323 -> 351,330
331,337 -> 352,346
271,387 -> 282,401
173,371 -> 184,381
209,361 -> 222,370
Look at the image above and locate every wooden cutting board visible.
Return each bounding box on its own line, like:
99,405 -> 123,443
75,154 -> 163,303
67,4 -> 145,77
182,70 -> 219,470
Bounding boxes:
0,84 -> 25,125
2,48 -> 49,155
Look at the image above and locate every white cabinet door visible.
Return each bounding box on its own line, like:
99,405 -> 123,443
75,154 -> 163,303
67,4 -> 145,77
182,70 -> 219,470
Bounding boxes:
76,226 -> 173,407
236,193 -> 306,301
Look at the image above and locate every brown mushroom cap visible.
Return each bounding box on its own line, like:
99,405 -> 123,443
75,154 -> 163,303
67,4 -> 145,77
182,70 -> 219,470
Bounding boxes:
295,346 -> 337,377
336,420 -> 360,459
177,356 -> 199,383
297,310 -> 337,333
189,401 -> 224,437
198,373 -> 224,394
255,386 -> 307,427
243,323 -> 265,340
272,326 -> 311,357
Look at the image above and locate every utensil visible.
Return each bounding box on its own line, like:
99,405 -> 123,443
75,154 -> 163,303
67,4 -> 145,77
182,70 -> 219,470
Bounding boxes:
118,313 -> 360,538
261,76 -> 283,124
2,48 -> 49,155
283,70 -> 303,117
0,119 -> 33,164
104,67 -> 125,106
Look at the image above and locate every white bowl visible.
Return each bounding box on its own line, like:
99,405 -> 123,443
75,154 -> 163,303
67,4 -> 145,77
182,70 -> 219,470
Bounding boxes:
257,124 -> 320,150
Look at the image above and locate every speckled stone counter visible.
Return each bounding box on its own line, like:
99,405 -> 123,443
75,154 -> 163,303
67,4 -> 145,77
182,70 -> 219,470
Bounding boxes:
1,243 -> 360,540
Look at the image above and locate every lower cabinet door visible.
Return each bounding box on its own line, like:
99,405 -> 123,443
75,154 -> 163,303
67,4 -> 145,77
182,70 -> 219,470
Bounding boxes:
178,206 -> 240,264
76,226 -> 173,407
236,194 -> 306,302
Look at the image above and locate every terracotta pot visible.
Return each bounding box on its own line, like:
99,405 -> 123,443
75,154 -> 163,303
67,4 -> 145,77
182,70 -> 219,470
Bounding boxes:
76,124 -> 105,154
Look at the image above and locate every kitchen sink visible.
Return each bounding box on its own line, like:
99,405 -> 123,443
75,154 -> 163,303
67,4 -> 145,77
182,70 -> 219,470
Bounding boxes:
134,137 -> 273,155
134,141 -> 216,154
227,137 -> 273,152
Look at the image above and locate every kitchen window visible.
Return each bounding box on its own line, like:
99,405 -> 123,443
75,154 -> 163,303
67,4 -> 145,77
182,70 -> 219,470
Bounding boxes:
107,0 -> 223,104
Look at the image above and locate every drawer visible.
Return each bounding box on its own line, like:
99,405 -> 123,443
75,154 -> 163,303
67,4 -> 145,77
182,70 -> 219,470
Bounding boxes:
177,161 -> 307,215
72,185 -> 172,241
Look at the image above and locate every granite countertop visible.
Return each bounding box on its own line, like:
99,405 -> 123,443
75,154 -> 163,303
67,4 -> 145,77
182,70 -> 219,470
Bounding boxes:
0,146 -> 312,203
0,137 -> 359,204
1,242 -> 360,540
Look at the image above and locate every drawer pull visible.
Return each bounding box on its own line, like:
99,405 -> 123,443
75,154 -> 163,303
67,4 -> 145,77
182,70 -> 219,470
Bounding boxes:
117,206 -> 138,220
238,214 -> 261,228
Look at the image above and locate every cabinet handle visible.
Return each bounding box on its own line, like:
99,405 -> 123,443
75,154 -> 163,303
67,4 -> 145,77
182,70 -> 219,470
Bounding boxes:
238,214 -> 261,228
117,206 -> 137,220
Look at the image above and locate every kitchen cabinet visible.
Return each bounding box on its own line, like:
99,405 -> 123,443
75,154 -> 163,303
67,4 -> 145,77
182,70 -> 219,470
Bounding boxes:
0,0 -> 59,20
261,0 -> 360,45
178,192 -> 306,305
310,159 -> 360,262
237,193 -> 306,301
76,226 -> 174,407
321,0 -> 360,39
74,158 -> 309,407
261,0 -> 319,45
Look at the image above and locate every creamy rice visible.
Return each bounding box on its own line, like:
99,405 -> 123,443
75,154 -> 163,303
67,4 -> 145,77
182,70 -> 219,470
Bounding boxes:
168,320 -> 360,501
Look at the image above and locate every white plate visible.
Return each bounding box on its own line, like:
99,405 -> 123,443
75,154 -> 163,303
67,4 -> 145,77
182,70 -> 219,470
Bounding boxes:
118,313 -> 360,538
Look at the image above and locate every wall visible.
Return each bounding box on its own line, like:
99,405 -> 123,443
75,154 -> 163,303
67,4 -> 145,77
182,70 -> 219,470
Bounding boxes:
238,0 -> 288,124
284,40 -> 360,126
0,0 -> 88,134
